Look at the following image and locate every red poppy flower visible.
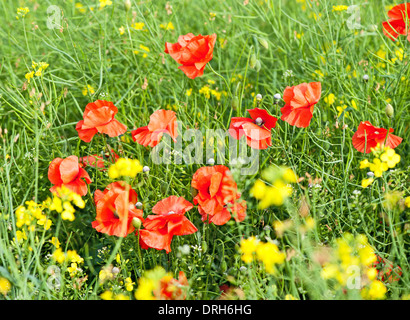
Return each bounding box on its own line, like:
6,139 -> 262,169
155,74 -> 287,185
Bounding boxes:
132,109 -> 178,147
280,82 -> 321,128
92,182 -> 143,237
155,271 -> 189,300
76,100 -> 127,142
79,150 -> 119,171
191,165 -> 246,225
352,121 -> 402,153
165,33 -> 217,79
229,108 -> 278,150
139,196 -> 197,253
48,155 -> 92,196
382,3 -> 410,42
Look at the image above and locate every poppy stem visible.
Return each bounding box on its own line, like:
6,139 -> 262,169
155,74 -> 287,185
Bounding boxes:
207,63 -> 233,98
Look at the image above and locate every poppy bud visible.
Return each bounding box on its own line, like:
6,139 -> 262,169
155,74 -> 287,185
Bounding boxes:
231,96 -> 239,110
124,0 -> 131,11
385,103 -> 394,118
221,260 -> 227,272
254,60 -> 261,72
258,38 -> 269,49
201,240 -> 208,253
250,54 -> 257,69
132,217 -> 142,230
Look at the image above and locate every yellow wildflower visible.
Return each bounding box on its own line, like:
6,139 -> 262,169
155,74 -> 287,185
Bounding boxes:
361,178 -> 374,188
0,278 -> 11,296
99,0 -> 113,8
131,22 -> 145,31
324,93 -> 335,105
160,22 -> 174,30
108,158 -> 143,179
380,147 -> 400,168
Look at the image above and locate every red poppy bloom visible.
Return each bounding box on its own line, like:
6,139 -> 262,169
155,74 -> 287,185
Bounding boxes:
48,155 -> 92,196
79,150 -> 119,171
92,182 -> 143,237
382,3 -> 410,42
280,82 -> 321,128
76,100 -> 127,142
229,108 -> 278,150
164,33 -> 217,79
191,165 -> 246,225
139,196 -> 197,253
156,271 -> 188,300
352,121 -> 402,153
132,109 -> 178,147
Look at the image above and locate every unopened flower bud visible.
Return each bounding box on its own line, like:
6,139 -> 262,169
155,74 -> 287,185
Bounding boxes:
112,267 -> 120,274
254,60 -> 261,72
385,103 -> 394,118
256,93 -> 263,101
124,0 -> 131,11
363,74 -> 369,82
132,217 -> 142,230
135,201 -> 143,209
250,54 -> 257,69
231,96 -> 239,109
207,158 -> 215,165
274,93 -> 281,100
258,38 -> 269,49
143,166 -> 150,173
367,172 -> 375,178
255,117 -> 263,125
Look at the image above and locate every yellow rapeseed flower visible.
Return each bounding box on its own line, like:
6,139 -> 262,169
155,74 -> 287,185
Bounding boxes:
380,147 -> 400,168
0,277 -> 11,296
108,158 -> 143,179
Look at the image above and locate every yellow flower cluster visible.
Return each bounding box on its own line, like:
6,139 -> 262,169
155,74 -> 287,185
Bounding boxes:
0,277 -> 11,296
99,0 -> 112,8
198,81 -> 227,101
131,22 -> 145,31
108,158 -> 143,179
25,61 -> 49,83
48,185 -> 85,221
360,146 -> 400,188
16,7 -> 29,19
239,237 -> 286,274
332,5 -> 349,12
15,200 -> 52,232
82,84 -> 95,96
133,44 -> 150,58
250,166 -> 298,209
160,22 -> 174,30
134,266 -> 170,300
100,290 -> 129,300
320,233 -> 387,299
52,247 -> 84,265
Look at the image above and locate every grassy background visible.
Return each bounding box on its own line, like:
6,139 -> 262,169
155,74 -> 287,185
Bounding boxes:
0,0 -> 409,299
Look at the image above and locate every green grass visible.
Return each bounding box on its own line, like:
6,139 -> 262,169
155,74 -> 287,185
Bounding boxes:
0,0 -> 409,300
